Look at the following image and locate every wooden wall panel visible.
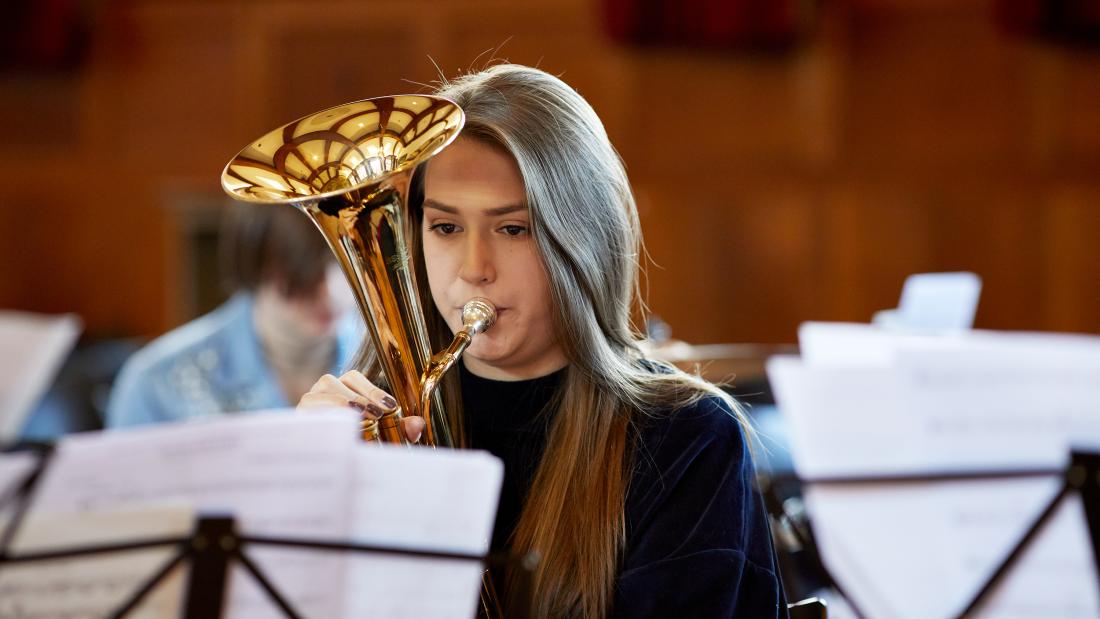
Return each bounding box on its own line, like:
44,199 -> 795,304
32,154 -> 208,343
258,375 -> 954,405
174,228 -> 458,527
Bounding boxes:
633,53 -> 828,176
1,0 -> 1099,344
1043,186 -> 1100,331
930,183 -> 1044,330
0,75 -> 81,153
640,177 -> 819,343
91,3 -> 239,172
819,183 -> 935,321
845,8 -> 1034,173
1057,52 -> 1100,171
270,25 -> 420,125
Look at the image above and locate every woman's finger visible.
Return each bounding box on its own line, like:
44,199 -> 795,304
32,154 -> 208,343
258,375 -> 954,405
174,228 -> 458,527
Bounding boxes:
302,374 -> 382,418
298,391 -> 356,410
339,371 -> 398,412
401,416 -> 425,443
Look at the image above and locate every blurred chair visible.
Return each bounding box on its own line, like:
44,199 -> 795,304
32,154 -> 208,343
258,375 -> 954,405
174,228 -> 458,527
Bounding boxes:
19,338 -> 142,441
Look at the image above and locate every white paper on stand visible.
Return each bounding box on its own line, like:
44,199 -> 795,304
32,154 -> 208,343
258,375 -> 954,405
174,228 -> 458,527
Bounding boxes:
767,323 -> 1100,619
0,506 -> 193,618
0,450 -> 42,538
0,450 -> 37,498
14,410 -> 504,619
344,446 -> 504,619
30,410 -> 361,618
0,311 -> 81,442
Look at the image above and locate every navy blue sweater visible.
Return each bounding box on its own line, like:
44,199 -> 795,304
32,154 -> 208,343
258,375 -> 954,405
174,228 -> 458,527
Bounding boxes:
461,363 -> 788,617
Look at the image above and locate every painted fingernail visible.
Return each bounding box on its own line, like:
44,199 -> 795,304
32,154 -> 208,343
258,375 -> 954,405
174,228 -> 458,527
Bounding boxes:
381,396 -> 398,411
365,403 -> 385,420
348,401 -> 366,412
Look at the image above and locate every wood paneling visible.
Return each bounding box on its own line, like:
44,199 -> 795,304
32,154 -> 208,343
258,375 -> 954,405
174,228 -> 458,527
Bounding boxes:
1,0 -> 1098,344
1043,186 -> 1100,331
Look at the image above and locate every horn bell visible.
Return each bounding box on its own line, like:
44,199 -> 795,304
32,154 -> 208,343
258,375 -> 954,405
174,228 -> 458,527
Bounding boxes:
221,96 -> 465,447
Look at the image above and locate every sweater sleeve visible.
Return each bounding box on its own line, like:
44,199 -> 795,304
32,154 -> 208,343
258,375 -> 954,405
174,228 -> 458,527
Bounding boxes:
614,397 -> 789,618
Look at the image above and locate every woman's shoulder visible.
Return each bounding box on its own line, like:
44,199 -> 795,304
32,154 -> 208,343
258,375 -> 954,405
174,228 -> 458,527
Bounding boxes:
129,295 -> 253,373
668,394 -> 743,433
629,395 -> 756,501
636,358 -> 741,420
634,393 -> 749,473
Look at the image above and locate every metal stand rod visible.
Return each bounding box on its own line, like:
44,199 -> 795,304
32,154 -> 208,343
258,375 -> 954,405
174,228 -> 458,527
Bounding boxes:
108,546 -> 190,619
234,548 -> 303,619
958,450 -> 1100,618
0,447 -> 54,553
956,483 -> 1069,617
183,516 -> 234,619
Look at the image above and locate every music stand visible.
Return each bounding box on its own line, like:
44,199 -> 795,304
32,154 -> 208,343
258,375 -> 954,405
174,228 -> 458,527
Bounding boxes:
766,451 -> 1100,619
959,450 -> 1100,618
0,444 -> 536,619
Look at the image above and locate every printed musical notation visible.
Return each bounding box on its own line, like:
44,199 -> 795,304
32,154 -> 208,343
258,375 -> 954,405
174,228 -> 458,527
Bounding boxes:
768,322 -> 1100,619
0,507 -> 191,619
1,410 -> 504,619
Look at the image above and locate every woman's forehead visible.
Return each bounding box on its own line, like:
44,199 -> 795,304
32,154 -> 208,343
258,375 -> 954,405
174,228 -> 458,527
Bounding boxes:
423,139 -> 526,212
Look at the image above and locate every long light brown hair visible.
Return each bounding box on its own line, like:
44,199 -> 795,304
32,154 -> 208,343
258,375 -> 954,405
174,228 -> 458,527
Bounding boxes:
358,64 -> 750,617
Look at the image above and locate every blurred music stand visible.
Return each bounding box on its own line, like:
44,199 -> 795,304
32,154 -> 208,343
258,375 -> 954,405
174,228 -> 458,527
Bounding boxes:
0,444 -> 535,619
776,451 -> 1100,619
959,450 -> 1100,618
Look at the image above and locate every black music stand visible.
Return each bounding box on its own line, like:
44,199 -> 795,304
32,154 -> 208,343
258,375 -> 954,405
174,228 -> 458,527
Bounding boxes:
0,444 -> 535,619
959,450 -> 1100,618
766,451 -> 1100,619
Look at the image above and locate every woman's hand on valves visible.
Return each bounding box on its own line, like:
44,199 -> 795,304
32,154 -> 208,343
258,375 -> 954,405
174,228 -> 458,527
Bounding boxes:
298,371 -> 425,443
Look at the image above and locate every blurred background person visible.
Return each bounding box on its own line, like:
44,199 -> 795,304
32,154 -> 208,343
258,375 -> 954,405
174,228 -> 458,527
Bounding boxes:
106,205 -> 360,427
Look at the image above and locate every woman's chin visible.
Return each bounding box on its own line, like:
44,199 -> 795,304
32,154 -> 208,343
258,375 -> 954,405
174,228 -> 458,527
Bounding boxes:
464,344 -> 507,366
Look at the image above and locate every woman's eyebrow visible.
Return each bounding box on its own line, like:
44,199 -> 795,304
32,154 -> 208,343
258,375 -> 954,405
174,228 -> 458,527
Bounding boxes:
423,199 -> 459,214
484,204 -> 527,216
423,199 -> 527,217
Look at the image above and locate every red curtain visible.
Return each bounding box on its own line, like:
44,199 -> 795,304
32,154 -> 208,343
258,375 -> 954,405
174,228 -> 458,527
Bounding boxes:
996,0 -> 1100,45
0,0 -> 89,72
601,0 -> 818,50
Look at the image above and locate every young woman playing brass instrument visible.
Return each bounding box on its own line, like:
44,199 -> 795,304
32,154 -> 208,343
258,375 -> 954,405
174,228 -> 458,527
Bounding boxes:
299,64 -> 788,618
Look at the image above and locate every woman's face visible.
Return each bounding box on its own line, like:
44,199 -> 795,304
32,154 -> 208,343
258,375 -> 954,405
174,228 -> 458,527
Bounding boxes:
421,137 -> 566,381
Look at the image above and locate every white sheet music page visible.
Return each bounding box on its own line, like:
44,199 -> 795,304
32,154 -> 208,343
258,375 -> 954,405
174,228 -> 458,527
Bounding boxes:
28,410 -> 360,618
0,310 -> 81,442
0,450 -> 39,533
773,323 -> 1100,476
767,323 -> 1100,619
343,445 -> 504,619
0,450 -> 36,498
0,506 -> 194,618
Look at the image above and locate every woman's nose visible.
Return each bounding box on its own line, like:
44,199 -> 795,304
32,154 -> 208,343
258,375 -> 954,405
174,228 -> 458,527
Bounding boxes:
457,236 -> 495,285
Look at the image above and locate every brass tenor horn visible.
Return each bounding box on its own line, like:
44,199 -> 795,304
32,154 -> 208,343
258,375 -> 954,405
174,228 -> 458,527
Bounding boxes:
220,96 -> 495,446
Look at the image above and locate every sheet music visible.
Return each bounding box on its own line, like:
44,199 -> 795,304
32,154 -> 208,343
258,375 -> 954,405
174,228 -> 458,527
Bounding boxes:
805,478 -> 1087,618
768,323 -> 1100,619
0,506 -> 193,618
29,410 -> 361,618
974,493 -> 1100,618
13,411 -> 504,618
0,450 -> 37,499
343,445 -> 504,619
0,450 -> 40,536
0,311 -> 81,442
894,271 -> 981,330
770,325 -> 1100,477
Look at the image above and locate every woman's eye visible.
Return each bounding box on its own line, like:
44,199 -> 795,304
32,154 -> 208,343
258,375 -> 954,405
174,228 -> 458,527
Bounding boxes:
500,224 -> 528,237
429,223 -> 458,235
